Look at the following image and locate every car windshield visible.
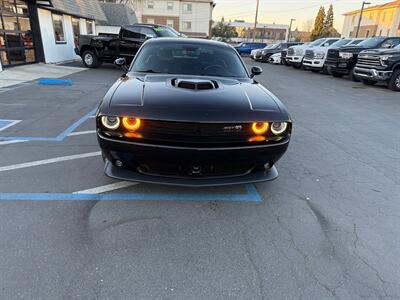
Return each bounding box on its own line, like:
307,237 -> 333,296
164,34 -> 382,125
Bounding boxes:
310,39 -> 327,46
154,26 -> 180,37
357,37 -> 385,47
132,42 -> 249,78
331,39 -> 351,47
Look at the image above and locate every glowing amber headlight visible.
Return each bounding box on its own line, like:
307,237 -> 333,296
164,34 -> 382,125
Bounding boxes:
252,122 -> 269,135
122,117 -> 141,132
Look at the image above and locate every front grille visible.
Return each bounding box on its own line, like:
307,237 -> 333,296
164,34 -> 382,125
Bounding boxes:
356,55 -> 381,68
305,50 -> 314,59
287,48 -> 294,56
327,49 -> 339,61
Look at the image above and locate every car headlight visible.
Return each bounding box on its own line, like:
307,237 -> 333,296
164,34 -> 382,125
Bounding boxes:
122,117 -> 141,132
339,52 -> 353,59
252,122 -> 269,135
101,116 -> 120,130
314,51 -> 325,59
271,122 -> 288,135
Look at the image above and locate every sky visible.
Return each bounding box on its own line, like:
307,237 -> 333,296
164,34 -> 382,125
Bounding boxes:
213,0 -> 391,32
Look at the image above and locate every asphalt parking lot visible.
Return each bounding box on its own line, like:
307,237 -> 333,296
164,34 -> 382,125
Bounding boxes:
0,59 -> 399,300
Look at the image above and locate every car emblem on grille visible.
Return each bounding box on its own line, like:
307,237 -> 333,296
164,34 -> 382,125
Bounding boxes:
223,125 -> 243,132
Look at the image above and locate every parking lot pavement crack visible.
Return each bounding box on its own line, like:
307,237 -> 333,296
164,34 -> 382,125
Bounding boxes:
240,225 -> 265,300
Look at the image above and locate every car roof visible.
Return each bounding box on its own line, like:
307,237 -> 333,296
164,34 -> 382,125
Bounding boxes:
144,37 -> 232,48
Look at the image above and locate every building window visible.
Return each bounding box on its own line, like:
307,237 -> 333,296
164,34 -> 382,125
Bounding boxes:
147,18 -> 155,24
183,3 -> 192,13
167,2 -> 173,10
167,19 -> 174,27
52,14 -> 66,43
147,1 -> 154,9
182,21 -> 191,30
72,18 -> 80,38
86,20 -> 94,35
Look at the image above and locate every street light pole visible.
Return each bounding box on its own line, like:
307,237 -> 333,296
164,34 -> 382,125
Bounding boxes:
253,0 -> 260,42
287,18 -> 296,42
355,1 -> 371,38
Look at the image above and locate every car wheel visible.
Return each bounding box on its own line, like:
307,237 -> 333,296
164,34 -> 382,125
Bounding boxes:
350,67 -> 360,82
331,71 -> 344,78
82,50 -> 101,68
361,79 -> 377,86
388,69 -> 400,92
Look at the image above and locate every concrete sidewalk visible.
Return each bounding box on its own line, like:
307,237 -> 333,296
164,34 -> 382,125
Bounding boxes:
0,63 -> 86,89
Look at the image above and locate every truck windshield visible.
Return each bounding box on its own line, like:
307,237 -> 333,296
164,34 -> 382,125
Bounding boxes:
154,26 -> 180,37
133,42 -> 249,78
358,37 -> 385,48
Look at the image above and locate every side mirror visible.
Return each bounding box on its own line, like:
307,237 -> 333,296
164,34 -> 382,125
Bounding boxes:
250,66 -> 263,78
114,57 -> 128,72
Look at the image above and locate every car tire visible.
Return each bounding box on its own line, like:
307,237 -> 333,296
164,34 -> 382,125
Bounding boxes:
361,79 -> 377,86
82,50 -> 101,68
388,69 -> 400,92
331,71 -> 344,78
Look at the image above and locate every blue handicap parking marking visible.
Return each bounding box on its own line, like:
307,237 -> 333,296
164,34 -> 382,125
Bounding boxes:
0,185 -> 263,203
0,119 -> 21,132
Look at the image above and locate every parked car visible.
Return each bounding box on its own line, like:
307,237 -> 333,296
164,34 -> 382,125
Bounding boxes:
234,42 -> 267,55
258,42 -> 302,63
286,38 -> 328,68
325,36 -> 400,81
98,38 -> 292,186
268,53 -> 282,64
354,44 -> 400,91
75,24 -> 180,68
303,38 -> 363,73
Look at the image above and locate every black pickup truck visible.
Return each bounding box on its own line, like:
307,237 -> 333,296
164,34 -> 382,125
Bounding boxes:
354,45 -> 400,91
75,24 -> 180,68
325,37 -> 400,81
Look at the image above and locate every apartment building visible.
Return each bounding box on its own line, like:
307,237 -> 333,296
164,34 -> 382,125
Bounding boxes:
101,0 -> 215,38
341,0 -> 400,38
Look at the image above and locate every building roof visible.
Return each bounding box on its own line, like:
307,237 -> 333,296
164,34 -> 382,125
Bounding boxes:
38,0 -> 107,21
97,3 -> 138,26
226,21 -> 289,30
343,0 -> 400,15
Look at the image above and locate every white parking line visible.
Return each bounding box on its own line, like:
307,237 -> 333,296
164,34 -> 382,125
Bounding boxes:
0,151 -> 101,172
0,140 -> 26,146
68,130 -> 96,136
73,181 -> 139,194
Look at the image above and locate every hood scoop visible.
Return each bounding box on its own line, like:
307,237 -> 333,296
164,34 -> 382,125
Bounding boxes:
172,78 -> 218,90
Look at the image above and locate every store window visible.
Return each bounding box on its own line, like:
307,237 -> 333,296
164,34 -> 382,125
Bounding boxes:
86,20 -> 94,35
52,14 -> 65,43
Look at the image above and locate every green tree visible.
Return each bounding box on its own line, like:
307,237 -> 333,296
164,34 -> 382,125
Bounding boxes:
311,6 -> 326,40
323,5 -> 335,36
211,18 -> 238,41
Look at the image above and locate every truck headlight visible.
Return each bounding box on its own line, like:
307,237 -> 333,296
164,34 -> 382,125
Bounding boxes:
271,122 -> 288,135
101,116 -> 120,130
314,51 -> 325,59
339,52 -> 353,59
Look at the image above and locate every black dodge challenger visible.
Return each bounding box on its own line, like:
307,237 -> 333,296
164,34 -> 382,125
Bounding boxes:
96,38 -> 292,186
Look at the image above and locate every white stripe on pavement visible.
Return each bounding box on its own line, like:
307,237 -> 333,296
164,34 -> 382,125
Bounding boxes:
73,181 -> 138,194
0,151 -> 101,172
0,140 -> 27,146
68,130 -> 96,136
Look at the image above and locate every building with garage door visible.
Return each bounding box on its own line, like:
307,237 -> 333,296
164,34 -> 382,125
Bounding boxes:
0,0 -> 106,71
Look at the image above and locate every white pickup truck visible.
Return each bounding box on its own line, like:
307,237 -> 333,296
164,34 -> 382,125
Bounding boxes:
303,38 -> 364,73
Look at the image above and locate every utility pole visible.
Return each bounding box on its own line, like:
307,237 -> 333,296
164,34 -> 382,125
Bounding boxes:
253,0 -> 260,42
355,1 -> 371,38
287,18 -> 296,42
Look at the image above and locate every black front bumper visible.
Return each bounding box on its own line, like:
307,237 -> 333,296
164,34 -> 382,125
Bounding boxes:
98,133 -> 289,187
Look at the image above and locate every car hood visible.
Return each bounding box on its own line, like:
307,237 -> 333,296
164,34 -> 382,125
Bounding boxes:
103,75 -> 288,122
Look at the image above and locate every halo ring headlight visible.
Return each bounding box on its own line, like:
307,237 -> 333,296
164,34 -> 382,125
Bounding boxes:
252,122 -> 269,135
271,122 -> 288,135
101,116 -> 120,130
122,117 -> 141,132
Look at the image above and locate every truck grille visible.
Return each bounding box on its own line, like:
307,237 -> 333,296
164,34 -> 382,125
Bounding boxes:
356,55 -> 382,68
287,48 -> 294,56
305,50 -> 314,59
